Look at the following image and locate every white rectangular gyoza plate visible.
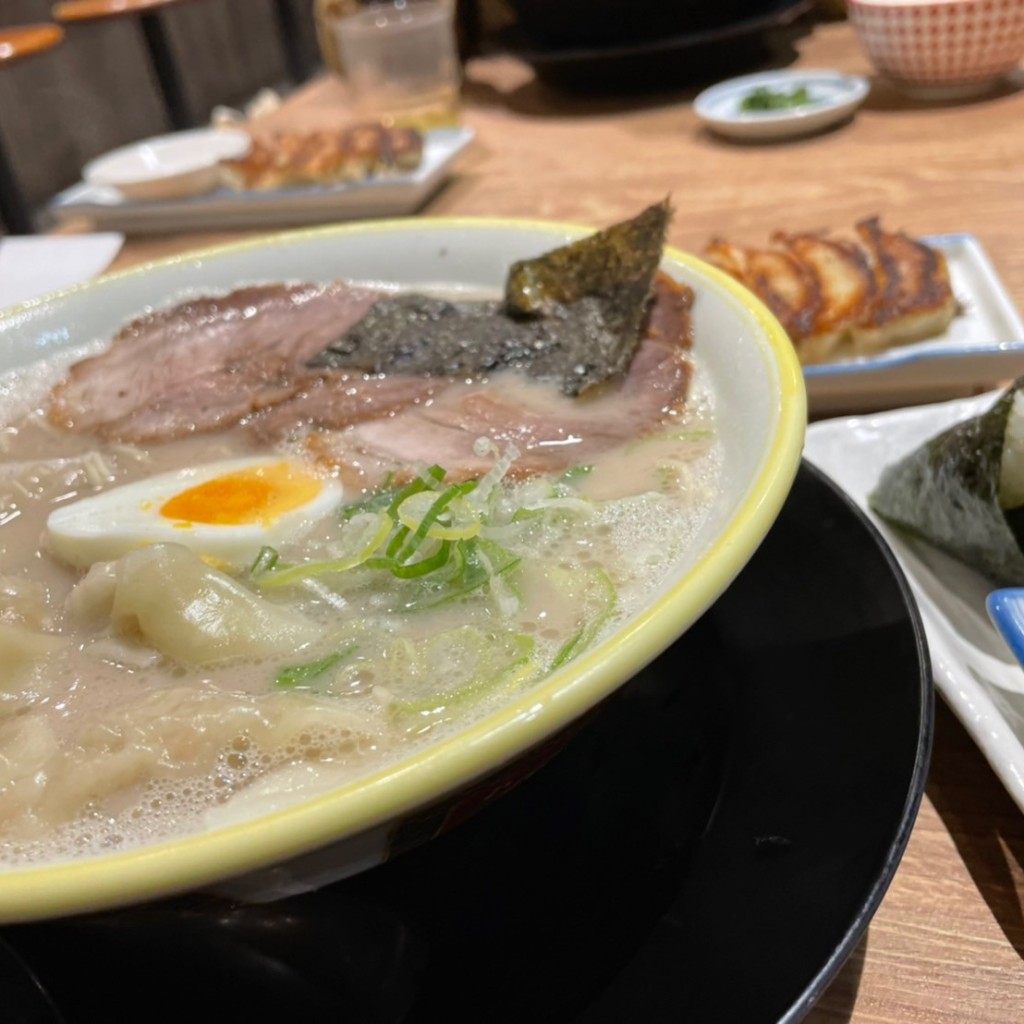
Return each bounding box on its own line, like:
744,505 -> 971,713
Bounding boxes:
47,127 -> 474,235
805,234 -> 1024,416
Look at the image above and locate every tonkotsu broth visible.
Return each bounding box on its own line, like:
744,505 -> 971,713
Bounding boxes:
0,319 -> 720,867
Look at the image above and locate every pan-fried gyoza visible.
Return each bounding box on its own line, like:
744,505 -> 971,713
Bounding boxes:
705,217 -> 958,364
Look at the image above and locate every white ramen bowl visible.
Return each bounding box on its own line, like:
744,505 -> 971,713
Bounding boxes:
0,218 -> 805,922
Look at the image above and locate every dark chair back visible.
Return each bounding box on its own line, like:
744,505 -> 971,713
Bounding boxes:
159,0 -> 294,122
0,0 -> 168,219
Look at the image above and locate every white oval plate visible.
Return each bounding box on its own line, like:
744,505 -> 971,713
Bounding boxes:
805,393 -> 1024,817
694,69 -> 869,141
84,128 -> 252,187
82,128 -> 252,201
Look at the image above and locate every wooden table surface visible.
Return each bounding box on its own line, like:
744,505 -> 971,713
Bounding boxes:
82,16 -> 1024,1022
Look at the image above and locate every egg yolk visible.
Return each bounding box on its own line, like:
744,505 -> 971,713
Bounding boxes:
159,463 -> 323,526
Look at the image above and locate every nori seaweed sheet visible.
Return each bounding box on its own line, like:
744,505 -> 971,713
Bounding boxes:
309,200 -> 671,397
503,198 -> 671,317
868,376 -> 1024,586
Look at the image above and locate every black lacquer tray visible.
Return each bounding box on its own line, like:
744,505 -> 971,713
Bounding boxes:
0,461 -> 933,1023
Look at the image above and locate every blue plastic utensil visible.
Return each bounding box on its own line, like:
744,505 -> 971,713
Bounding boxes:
986,589 -> 1024,666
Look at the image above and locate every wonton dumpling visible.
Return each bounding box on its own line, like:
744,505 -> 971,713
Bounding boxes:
0,715 -> 61,833
0,575 -> 52,631
0,622 -> 66,693
73,543 -> 324,667
0,686 -> 387,841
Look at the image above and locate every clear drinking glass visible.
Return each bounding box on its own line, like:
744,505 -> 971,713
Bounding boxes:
331,1 -> 461,130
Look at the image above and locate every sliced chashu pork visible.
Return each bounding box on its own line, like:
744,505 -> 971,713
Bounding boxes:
269,275 -> 695,493
49,282 -> 384,442
47,272 -> 694,491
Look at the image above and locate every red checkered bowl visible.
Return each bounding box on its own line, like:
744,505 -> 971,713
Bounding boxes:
848,0 -> 1024,98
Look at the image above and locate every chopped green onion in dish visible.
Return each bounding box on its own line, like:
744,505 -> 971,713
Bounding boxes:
739,85 -> 815,112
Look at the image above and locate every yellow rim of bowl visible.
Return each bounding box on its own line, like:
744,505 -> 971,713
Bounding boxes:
0,216 -> 806,922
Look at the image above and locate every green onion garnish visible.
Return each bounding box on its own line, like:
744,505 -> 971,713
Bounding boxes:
250,545 -> 279,577
275,646 -> 356,688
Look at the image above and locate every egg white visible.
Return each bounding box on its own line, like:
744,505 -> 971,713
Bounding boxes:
46,457 -> 344,571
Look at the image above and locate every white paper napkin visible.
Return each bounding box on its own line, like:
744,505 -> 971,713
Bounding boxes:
0,233 -> 125,309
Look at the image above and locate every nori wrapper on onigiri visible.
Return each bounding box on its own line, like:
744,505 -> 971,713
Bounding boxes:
868,376 -> 1024,586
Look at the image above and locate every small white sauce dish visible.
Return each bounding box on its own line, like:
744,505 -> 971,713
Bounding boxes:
83,128 -> 252,201
694,69 -> 870,142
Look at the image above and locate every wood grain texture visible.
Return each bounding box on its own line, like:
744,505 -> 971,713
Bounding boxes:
82,23 -> 1024,1018
102,22 -> 1024,321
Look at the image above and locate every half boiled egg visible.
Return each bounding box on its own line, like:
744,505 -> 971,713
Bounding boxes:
46,457 -> 344,571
